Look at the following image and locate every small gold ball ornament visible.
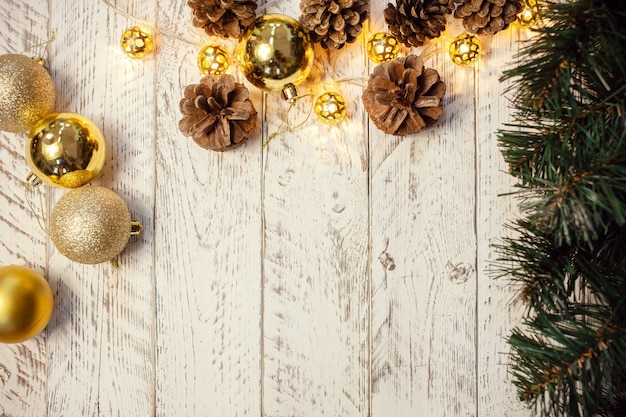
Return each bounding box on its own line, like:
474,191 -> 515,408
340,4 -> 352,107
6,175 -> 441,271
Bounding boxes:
197,44 -> 230,75
26,112 -> 106,188
449,33 -> 481,66
0,54 -> 56,133
367,33 -> 400,64
0,265 -> 54,344
315,92 -> 347,125
120,26 -> 155,59
50,186 -> 142,264
236,14 -> 314,99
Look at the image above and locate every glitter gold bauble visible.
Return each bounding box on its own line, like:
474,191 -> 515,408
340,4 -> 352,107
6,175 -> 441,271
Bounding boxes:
50,186 -> 142,264
449,33 -> 481,66
26,112 -> 106,188
367,32 -> 400,64
236,14 -> 314,99
0,265 -> 54,344
120,26 -> 155,59
315,92 -> 347,125
198,44 -> 230,75
0,54 -> 56,133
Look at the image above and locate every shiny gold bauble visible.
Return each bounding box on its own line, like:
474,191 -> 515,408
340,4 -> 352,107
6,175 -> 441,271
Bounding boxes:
0,265 -> 54,344
449,33 -> 481,66
198,44 -> 230,75
236,14 -> 314,96
367,32 -> 400,64
0,54 -> 56,133
315,92 -> 347,125
120,26 -> 155,59
50,186 -> 140,264
26,112 -> 106,188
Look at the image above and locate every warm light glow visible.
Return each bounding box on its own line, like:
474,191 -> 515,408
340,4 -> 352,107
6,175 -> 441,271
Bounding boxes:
367,32 -> 400,64
449,33 -> 481,66
120,26 -> 155,59
197,44 -> 230,75
315,92 -> 347,125
517,0 -> 539,27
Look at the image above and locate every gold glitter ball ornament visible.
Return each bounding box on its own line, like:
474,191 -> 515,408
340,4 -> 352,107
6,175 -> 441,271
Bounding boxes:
120,26 -> 155,59
50,186 -> 142,264
367,32 -> 400,64
26,112 -> 106,188
449,33 -> 481,66
315,92 -> 347,125
0,265 -> 54,344
197,44 -> 230,75
0,54 -> 56,133
236,14 -> 314,99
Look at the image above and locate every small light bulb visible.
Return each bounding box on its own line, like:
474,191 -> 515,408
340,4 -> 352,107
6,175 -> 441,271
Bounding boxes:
367,33 -> 400,64
449,33 -> 481,66
315,92 -> 347,125
197,44 -> 230,75
518,0 -> 539,27
120,26 -> 155,59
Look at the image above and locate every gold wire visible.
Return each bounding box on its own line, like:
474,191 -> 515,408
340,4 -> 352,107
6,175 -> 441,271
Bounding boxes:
263,95 -> 313,147
24,184 -> 49,235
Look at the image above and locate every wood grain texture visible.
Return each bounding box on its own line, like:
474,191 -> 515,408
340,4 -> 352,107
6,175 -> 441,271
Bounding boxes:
0,1 -> 535,416
0,1 -> 51,416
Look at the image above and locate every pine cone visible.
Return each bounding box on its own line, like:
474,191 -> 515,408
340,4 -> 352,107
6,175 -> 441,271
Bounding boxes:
384,0 -> 453,48
179,74 -> 258,152
188,0 -> 257,39
454,0 -> 523,35
362,54 -> 446,136
300,0 -> 369,49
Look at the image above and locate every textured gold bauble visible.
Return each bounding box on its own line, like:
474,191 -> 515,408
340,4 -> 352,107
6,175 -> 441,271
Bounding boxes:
236,14 -> 314,96
315,92 -> 347,125
0,54 -> 56,133
449,33 -> 481,66
120,26 -> 155,59
0,265 -> 54,344
367,33 -> 400,64
517,0 -> 539,26
26,112 -> 106,188
50,186 -> 140,264
197,44 -> 230,75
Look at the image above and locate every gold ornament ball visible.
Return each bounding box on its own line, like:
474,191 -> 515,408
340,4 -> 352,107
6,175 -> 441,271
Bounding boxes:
367,32 -> 400,64
449,33 -> 481,66
236,14 -> 314,97
120,26 -> 155,59
50,186 -> 138,264
26,112 -> 106,188
0,265 -> 54,344
315,92 -> 347,125
0,54 -> 56,133
198,44 -> 230,75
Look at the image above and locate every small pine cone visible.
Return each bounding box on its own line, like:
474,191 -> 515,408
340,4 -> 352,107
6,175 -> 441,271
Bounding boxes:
454,0 -> 523,35
179,74 -> 258,152
188,0 -> 257,39
384,0 -> 453,48
362,54 -> 446,136
300,0 -> 370,49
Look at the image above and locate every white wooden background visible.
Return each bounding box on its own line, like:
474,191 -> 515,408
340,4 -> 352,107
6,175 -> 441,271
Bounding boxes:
0,0 -> 534,416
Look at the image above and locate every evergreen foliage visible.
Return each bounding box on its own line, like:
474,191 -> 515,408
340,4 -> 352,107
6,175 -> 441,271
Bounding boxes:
496,0 -> 626,415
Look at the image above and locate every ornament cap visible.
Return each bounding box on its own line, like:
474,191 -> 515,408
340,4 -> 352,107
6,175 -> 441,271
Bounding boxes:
282,84 -> 298,102
130,220 -> 144,236
26,172 -> 42,188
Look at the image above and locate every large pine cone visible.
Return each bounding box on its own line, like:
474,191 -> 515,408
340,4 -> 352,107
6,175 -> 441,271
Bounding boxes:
188,0 -> 257,39
179,74 -> 258,152
454,0 -> 523,35
300,0 -> 369,49
363,54 -> 446,136
384,0 -> 453,48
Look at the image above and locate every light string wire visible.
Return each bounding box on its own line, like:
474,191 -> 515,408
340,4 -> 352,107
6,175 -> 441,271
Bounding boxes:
24,184 -> 49,235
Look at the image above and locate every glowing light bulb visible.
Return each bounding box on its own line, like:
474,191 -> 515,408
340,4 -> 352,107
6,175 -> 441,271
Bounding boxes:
315,92 -> 347,125
518,0 -> 539,27
367,32 -> 400,64
197,44 -> 230,75
449,33 -> 481,66
120,26 -> 155,59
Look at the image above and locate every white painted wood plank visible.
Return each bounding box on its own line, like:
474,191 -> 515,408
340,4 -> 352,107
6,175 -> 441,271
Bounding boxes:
153,1 -> 262,416
369,12 -> 478,417
44,1 -> 155,416
0,2 -> 51,417
476,26 -> 533,417
260,3 -> 369,417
